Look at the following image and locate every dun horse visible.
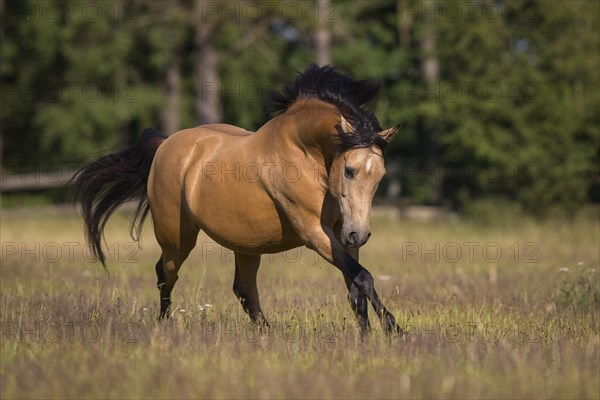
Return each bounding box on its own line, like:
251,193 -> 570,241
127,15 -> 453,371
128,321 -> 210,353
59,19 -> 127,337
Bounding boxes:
72,65 -> 403,334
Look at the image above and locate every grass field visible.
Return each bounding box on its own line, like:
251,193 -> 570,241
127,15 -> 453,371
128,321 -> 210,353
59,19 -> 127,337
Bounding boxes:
1,206 -> 598,399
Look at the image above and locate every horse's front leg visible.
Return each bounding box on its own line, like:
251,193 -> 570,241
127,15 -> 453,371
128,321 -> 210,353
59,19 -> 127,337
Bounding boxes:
307,225 -> 404,335
334,222 -> 371,335
343,248 -> 371,336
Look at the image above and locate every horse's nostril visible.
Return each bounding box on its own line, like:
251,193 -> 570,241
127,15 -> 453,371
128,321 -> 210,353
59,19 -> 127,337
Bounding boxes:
348,232 -> 358,244
367,232 -> 371,239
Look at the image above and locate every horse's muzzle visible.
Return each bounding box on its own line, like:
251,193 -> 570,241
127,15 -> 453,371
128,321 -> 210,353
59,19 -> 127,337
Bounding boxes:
342,229 -> 371,248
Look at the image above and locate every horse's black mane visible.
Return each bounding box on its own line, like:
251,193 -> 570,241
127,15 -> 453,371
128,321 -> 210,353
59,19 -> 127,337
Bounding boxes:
270,64 -> 387,152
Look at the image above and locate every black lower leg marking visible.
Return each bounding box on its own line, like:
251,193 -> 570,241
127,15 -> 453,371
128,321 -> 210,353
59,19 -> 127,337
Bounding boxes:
155,259 -> 165,289
347,284 -> 371,335
351,268 -> 404,336
155,258 -> 171,320
159,291 -> 171,320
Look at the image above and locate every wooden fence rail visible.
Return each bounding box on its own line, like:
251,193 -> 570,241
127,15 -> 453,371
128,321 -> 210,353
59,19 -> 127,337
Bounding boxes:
1,170 -> 76,192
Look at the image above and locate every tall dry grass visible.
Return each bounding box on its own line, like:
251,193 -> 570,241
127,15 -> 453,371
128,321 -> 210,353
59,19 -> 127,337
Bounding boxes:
1,206 -> 598,399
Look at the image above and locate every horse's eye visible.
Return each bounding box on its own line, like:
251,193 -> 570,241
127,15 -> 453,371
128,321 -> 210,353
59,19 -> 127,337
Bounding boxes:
344,167 -> 356,179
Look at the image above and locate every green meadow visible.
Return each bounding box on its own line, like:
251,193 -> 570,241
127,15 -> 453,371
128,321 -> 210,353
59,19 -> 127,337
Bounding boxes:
1,206 -> 598,399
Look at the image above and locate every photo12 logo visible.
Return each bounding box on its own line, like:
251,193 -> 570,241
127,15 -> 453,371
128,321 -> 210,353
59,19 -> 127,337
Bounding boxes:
398,81 -> 538,104
1,241 -> 139,265
1,321 -> 140,344
1,82 -> 138,105
197,1 -> 339,24
197,320 -> 339,344
398,1 -> 539,25
3,1 -> 139,24
401,241 -> 539,264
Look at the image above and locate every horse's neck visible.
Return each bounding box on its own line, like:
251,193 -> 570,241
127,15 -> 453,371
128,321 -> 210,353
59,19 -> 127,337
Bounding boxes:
259,100 -> 340,167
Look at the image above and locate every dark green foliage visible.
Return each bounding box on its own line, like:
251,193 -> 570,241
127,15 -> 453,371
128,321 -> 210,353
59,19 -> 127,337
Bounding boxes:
2,0 -> 598,214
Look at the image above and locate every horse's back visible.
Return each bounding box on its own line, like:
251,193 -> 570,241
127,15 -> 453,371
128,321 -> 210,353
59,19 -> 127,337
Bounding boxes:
201,124 -> 254,137
159,124 -> 254,158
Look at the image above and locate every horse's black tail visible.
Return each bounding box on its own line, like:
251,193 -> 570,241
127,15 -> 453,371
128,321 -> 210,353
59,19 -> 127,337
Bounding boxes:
70,128 -> 167,267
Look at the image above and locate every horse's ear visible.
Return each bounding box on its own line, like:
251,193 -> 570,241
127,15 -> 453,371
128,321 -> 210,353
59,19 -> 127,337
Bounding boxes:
339,115 -> 353,133
378,124 -> 400,143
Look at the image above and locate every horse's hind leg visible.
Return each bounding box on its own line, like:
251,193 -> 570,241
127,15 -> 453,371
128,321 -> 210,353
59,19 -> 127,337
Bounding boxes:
156,246 -> 196,319
149,178 -> 199,319
155,258 -> 167,317
233,253 -> 268,326
153,210 -> 199,319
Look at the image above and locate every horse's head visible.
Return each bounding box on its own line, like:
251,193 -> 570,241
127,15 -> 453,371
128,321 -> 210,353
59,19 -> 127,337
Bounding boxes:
329,123 -> 398,247
269,64 -> 400,247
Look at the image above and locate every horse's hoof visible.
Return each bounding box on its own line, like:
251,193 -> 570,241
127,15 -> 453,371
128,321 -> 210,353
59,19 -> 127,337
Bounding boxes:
393,324 -> 407,336
384,318 -> 406,336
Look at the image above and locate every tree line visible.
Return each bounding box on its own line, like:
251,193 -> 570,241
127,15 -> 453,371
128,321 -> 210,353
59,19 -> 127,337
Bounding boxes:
2,0 -> 598,215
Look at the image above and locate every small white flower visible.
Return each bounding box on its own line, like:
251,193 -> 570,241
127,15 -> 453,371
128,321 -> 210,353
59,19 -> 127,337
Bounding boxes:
559,267 -> 569,273
142,307 -> 148,311
204,304 -> 213,308
179,309 -> 186,313
577,262 -> 584,267
197,306 -> 205,311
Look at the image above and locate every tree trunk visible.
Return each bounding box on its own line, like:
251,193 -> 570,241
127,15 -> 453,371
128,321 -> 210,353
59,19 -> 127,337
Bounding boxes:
162,56 -> 181,134
420,0 -> 441,203
397,0 -> 413,49
0,0 -> 4,208
315,0 -> 332,66
193,2 -> 222,125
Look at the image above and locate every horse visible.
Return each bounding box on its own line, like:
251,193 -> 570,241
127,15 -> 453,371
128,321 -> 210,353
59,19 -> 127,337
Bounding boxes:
71,64 -> 403,335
